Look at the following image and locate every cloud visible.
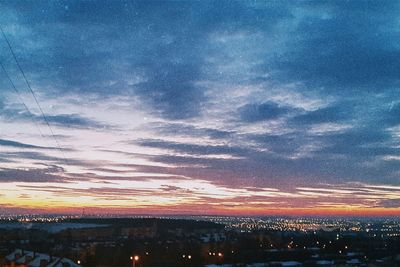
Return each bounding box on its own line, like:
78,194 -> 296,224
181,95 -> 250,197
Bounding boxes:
385,102 -> 400,126
0,166 -> 66,183
0,139 -> 54,149
291,105 -> 351,125
146,122 -> 234,140
239,101 -> 291,122
0,151 -> 58,161
0,100 -> 109,129
378,199 -> 400,208
267,1 -> 400,91
44,113 -> 110,129
136,138 -> 246,159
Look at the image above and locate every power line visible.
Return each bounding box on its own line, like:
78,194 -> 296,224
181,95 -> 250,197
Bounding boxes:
0,61 -> 49,142
0,26 -> 69,164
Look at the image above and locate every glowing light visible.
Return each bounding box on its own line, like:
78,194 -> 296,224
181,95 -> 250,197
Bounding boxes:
130,256 -> 139,261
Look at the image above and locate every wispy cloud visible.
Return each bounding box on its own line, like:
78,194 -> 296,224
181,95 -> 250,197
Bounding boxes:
0,0 -> 399,214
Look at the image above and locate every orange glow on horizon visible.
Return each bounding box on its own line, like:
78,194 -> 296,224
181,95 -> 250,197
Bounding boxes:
3,203 -> 400,217
3,180 -> 400,217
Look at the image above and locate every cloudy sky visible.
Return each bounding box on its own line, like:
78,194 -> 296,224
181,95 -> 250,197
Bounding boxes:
0,1 -> 400,216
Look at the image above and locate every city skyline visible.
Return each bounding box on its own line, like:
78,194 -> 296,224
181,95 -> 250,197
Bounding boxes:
0,1 -> 400,216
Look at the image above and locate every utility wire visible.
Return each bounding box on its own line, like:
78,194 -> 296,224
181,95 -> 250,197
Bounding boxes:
0,61 -> 49,143
0,26 -> 69,164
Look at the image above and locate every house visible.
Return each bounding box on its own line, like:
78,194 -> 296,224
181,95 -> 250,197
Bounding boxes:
4,249 -> 81,267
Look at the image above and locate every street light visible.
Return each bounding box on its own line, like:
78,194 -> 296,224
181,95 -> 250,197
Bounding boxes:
130,255 -> 139,267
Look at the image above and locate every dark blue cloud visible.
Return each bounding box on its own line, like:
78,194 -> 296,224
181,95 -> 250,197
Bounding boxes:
0,151 -> 62,162
44,113 -> 109,129
136,62 -> 204,119
251,133 -> 302,156
317,127 -> 395,157
268,1 -> 400,91
0,139 -> 54,149
0,101 -> 109,129
385,103 -> 400,126
136,139 -> 246,158
291,104 -> 351,125
239,102 -> 291,122
147,122 -> 233,140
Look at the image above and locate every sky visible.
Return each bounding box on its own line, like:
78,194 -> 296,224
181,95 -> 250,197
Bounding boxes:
0,1 -> 400,216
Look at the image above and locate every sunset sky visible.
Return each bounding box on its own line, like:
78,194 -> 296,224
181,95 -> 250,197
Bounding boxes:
0,1 -> 400,216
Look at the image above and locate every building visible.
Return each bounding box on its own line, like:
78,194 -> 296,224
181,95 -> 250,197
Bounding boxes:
4,249 -> 81,267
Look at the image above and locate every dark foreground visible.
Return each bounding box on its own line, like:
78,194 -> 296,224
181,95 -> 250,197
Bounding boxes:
0,216 -> 400,267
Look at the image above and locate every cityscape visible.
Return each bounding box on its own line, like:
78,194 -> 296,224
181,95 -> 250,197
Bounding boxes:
1,215 -> 400,266
1,1 -> 400,267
